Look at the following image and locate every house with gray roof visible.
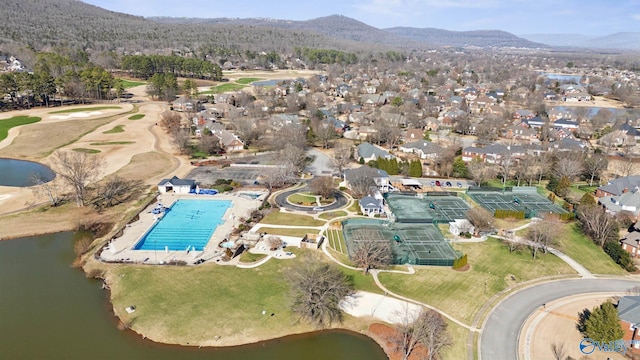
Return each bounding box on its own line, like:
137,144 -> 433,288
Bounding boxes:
357,142 -> 395,163
343,166 -> 391,193
596,176 -> 640,197
621,232 -> 640,257
599,189 -> 640,220
158,176 -> 196,194
617,296 -> 640,353
359,195 -> 384,216
461,144 -> 525,164
400,140 -> 443,159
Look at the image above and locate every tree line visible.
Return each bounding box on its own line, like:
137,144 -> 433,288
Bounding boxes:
120,55 -> 222,80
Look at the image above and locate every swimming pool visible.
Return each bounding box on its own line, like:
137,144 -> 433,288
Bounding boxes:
134,199 -> 232,251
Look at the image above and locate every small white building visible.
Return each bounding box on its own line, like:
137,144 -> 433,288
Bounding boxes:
157,176 -> 196,194
449,219 -> 474,236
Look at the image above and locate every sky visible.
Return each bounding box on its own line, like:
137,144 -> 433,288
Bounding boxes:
82,0 -> 640,36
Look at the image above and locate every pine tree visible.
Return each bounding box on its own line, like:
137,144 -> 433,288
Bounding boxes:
583,300 -> 624,343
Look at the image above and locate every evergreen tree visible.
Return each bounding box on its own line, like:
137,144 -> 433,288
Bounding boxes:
583,300 -> 624,343
452,156 -> 468,178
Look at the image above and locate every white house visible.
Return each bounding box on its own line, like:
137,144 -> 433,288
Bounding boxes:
449,219 -> 474,236
157,176 -> 196,194
359,195 -> 384,216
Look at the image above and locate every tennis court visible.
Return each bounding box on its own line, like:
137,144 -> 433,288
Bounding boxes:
342,219 -> 461,266
467,186 -> 567,216
384,192 -> 470,223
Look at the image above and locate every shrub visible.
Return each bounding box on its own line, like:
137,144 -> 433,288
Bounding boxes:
452,254 -> 468,269
604,241 -> 637,272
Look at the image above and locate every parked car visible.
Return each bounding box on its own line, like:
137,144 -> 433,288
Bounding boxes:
312,207 -> 324,211
445,181 -> 452,187
457,182 -> 463,188
435,180 -> 441,186
430,180 -> 436,186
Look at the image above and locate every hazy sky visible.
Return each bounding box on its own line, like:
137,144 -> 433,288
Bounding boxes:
83,0 -> 639,36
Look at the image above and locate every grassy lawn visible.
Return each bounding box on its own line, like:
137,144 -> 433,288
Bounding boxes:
90,141 -> 135,145
118,79 -> 146,88
200,83 -> 246,94
0,116 -> 40,141
128,114 -> 145,120
49,106 -> 122,114
325,228 -> 347,254
348,200 -> 361,214
236,77 -> 262,85
555,222 -> 625,275
443,322 -> 468,360
239,251 -> 268,263
260,210 -> 325,226
111,151 -> 174,182
259,227 -> 318,237
319,211 -> 348,220
378,238 -> 576,323
287,193 -> 318,205
103,125 -> 124,134
72,148 -> 100,153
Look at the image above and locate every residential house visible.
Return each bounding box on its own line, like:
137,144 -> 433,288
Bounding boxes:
400,140 -> 443,160
617,296 -> 640,353
342,166 -> 391,193
462,144 -> 525,164
357,142 -> 395,163
359,195 -> 384,216
404,128 -> 425,142
270,114 -> 300,129
158,176 -> 195,194
548,108 -> 574,121
211,129 -> 244,152
553,118 -> 579,132
621,231 -> 640,257
503,125 -> 537,141
513,109 -> 535,120
173,96 -> 200,112
524,116 -> 548,129
599,189 -> 640,220
597,176 -> 640,197
618,123 -> 640,141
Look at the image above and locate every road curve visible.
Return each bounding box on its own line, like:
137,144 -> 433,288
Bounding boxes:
274,183 -> 348,212
480,278 -> 640,360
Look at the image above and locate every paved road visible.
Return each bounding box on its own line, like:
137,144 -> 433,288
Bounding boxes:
274,183 -> 348,212
306,148 -> 334,176
480,278 -> 640,360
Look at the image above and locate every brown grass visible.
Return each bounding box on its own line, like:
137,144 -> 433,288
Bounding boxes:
111,151 -> 174,182
0,116 -> 117,159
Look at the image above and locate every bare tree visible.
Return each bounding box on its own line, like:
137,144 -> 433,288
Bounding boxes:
390,305 -> 423,360
53,150 -> 104,207
263,163 -> 298,190
266,236 -> 283,251
172,128 -> 192,155
584,155 -> 608,186
392,308 -> 452,360
467,159 -> 495,186
498,155 -> 514,186
233,117 -> 265,148
466,207 -> 495,235
350,232 -> 393,274
554,153 -> 585,180
159,110 -> 182,133
94,176 -> 144,209
313,120 -> 336,149
278,143 -> 308,173
527,218 -> 558,259
309,176 -> 335,199
577,206 -> 619,247
30,173 -> 64,207
287,261 -> 355,327
198,133 -> 222,156
331,142 -> 352,175
549,342 -> 568,360
345,166 -> 378,198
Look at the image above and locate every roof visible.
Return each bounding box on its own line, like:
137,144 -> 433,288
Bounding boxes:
618,296 -> 640,325
344,165 -> 389,183
599,190 -> 640,215
401,179 -> 422,186
357,142 -> 394,160
359,196 -> 382,209
158,176 -> 195,187
598,176 -> 640,196
402,140 -> 442,155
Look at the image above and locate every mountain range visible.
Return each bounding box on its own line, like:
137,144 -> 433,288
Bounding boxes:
0,0 -> 638,52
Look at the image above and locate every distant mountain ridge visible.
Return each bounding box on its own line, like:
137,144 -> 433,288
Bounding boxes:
520,32 -> 640,50
150,14 -> 546,49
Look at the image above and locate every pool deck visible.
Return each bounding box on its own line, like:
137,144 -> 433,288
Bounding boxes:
99,190 -> 268,265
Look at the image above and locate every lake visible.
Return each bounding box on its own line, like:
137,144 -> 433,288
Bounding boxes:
538,72 -> 583,84
0,158 -> 55,187
0,232 -> 388,360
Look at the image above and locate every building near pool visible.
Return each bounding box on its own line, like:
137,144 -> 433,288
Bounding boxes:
157,176 -> 196,194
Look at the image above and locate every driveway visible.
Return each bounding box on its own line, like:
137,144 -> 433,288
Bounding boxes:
306,148 -> 334,176
480,278 -> 640,360
274,182 -> 348,212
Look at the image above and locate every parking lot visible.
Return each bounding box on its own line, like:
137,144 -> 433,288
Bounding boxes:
188,166 -> 265,186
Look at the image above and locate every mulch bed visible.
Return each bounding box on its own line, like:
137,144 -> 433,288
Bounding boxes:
368,323 -> 428,360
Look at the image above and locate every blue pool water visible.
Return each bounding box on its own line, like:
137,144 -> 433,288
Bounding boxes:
134,199 -> 232,251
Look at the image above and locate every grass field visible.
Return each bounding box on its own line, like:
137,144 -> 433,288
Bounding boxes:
319,211 -> 348,220
90,141 -> 135,146
111,151 -> 174,182
555,222 -> 625,275
378,238 -> 576,323
443,322 -> 468,360
287,193 -> 317,205
49,106 -> 122,114
348,200 -> 361,214
103,125 -> 124,134
200,83 -> 246,94
258,227 -> 319,237
118,79 -> 146,89
325,228 -> 347,254
260,210 -> 325,226
239,251 -> 268,263
128,114 -> 145,120
236,78 -> 262,85
0,116 -> 40,141
72,148 -> 100,154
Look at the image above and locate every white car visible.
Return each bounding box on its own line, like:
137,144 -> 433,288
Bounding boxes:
313,207 -> 324,211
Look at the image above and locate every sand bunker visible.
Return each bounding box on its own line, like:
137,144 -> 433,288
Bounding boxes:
49,111 -> 104,120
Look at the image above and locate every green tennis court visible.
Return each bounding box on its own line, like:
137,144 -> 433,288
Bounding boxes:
384,193 -> 470,223
467,186 -> 567,216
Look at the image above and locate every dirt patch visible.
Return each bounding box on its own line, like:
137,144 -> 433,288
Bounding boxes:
112,151 -> 174,184
368,323 -> 428,360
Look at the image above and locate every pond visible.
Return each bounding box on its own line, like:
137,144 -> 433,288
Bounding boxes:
0,232 -> 388,360
538,72 -> 583,84
251,79 -> 286,87
0,158 -> 55,187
